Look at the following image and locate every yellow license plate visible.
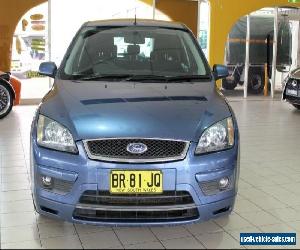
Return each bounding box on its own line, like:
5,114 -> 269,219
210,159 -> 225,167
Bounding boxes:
110,170 -> 163,194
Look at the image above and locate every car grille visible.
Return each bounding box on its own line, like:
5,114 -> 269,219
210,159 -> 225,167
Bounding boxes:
73,191 -> 199,223
83,138 -> 189,163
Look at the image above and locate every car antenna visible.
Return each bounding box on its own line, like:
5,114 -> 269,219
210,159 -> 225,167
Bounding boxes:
134,8 -> 137,25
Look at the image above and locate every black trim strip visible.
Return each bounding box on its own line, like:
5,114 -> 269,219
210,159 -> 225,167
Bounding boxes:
81,96 -> 207,105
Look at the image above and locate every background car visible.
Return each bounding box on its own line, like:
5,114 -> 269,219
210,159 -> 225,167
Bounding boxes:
282,68 -> 300,110
0,71 -> 21,118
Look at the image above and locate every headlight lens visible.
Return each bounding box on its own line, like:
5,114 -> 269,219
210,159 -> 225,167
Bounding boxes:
37,115 -> 78,153
195,117 -> 234,154
282,76 -> 289,86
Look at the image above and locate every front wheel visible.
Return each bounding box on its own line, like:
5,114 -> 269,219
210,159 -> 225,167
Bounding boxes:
222,78 -> 238,90
293,104 -> 300,110
248,69 -> 265,94
0,82 -> 13,119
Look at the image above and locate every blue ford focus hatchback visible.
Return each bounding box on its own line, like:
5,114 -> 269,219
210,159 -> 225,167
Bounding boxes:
30,19 -> 240,226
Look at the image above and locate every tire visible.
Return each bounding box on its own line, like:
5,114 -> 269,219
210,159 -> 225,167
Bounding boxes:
293,104 -> 300,110
222,78 -> 238,90
0,82 -> 13,119
248,68 -> 265,94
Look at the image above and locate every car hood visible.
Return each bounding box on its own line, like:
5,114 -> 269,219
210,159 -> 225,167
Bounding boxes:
290,68 -> 300,79
40,80 -> 231,142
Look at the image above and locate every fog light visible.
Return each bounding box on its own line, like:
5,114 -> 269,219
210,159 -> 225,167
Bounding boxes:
41,176 -> 53,188
219,177 -> 230,190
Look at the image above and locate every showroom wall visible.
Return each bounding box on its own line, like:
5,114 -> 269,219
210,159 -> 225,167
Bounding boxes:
0,0 -> 45,71
155,0 -> 198,36
209,0 -> 300,68
48,0 -> 198,66
0,0 -> 199,72
3,0 -> 300,76
49,0 -> 170,66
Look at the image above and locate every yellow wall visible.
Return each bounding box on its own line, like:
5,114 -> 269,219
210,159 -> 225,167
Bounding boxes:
2,0 -> 300,75
0,0 -> 197,72
140,0 -> 198,35
155,0 -> 198,35
0,0 -> 45,71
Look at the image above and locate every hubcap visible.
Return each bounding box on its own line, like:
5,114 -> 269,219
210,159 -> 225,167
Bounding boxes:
250,75 -> 262,90
0,85 -> 11,116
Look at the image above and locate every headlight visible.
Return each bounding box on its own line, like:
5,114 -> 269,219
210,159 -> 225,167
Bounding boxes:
37,115 -> 78,153
195,117 -> 234,154
282,76 -> 289,86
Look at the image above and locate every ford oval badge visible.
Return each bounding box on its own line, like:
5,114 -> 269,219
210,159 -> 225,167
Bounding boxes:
126,143 -> 148,154
292,80 -> 298,88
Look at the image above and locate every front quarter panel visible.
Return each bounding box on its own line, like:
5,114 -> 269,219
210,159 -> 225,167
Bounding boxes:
10,76 -> 21,105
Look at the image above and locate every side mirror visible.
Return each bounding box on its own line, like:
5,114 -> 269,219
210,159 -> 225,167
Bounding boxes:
39,62 -> 57,78
213,64 -> 229,80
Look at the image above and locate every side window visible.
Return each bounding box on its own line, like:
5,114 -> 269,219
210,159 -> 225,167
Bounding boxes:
182,32 -> 207,75
65,34 -> 86,74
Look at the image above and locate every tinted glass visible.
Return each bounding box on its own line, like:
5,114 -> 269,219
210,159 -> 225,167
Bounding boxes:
61,26 -> 209,79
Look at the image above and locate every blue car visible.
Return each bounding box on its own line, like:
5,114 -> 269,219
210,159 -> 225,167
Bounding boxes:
30,19 -> 240,226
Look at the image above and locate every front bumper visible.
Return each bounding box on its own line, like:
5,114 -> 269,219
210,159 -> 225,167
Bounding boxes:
31,139 -> 239,226
35,192 -> 236,226
285,95 -> 300,106
282,79 -> 300,105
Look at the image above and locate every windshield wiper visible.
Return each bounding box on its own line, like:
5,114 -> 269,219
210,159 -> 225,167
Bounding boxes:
71,74 -> 211,82
165,75 -> 211,82
72,74 -> 133,81
125,74 -> 211,82
125,75 -> 168,82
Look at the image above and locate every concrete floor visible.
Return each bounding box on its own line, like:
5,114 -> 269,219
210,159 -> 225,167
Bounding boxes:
0,99 -> 300,249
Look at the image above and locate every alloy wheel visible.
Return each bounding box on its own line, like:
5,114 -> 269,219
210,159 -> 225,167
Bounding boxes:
0,85 -> 11,116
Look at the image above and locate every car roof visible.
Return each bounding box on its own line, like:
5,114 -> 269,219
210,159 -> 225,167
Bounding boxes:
84,19 -> 188,30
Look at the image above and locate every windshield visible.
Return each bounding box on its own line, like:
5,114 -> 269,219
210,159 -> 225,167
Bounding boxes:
60,26 -> 210,80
